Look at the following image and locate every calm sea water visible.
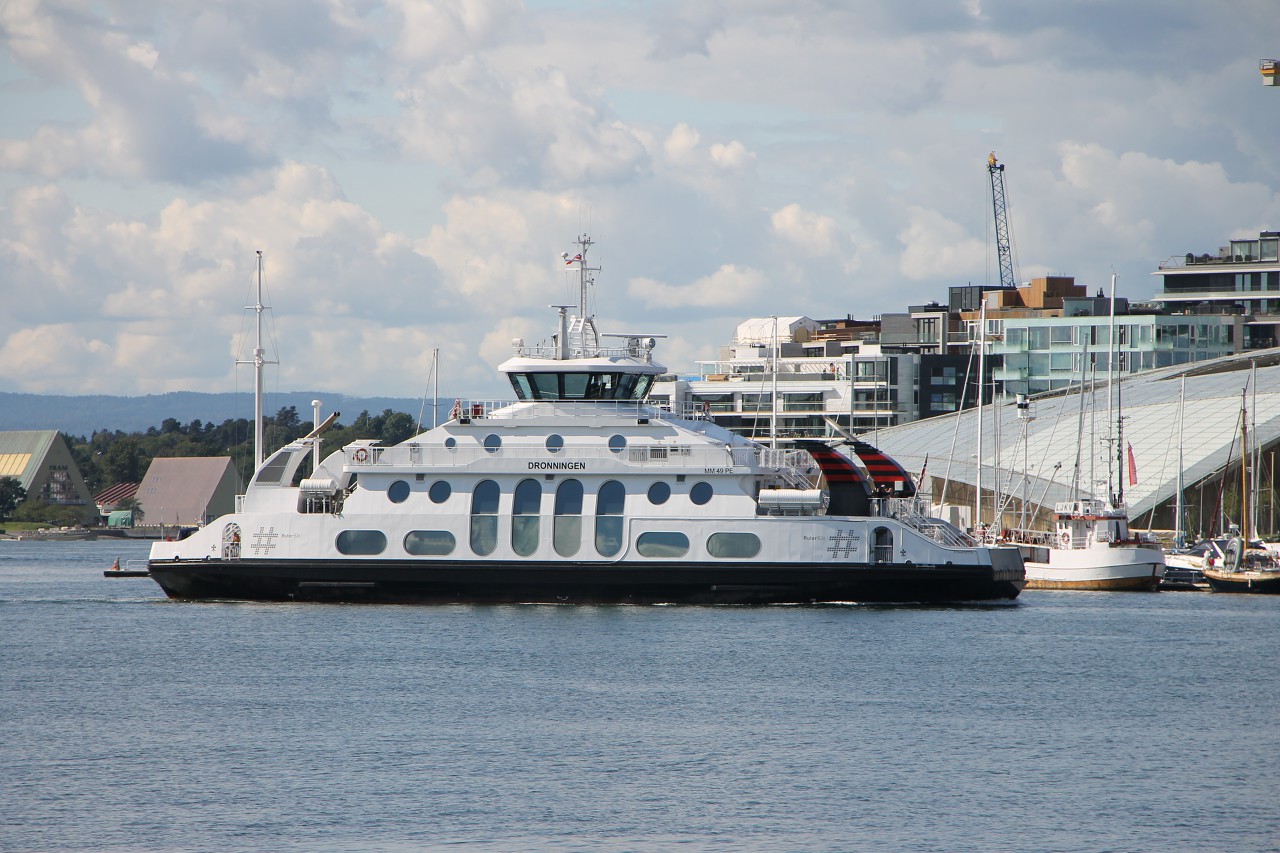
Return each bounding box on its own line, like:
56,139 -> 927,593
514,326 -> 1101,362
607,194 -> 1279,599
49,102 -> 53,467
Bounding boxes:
2,540 -> 1277,853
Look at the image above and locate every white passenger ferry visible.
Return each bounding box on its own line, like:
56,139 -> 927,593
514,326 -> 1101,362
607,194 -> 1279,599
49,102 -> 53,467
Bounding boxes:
147,237 -> 1024,604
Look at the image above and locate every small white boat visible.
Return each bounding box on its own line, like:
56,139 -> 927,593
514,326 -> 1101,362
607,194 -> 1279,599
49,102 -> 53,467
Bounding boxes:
1010,499 -> 1165,591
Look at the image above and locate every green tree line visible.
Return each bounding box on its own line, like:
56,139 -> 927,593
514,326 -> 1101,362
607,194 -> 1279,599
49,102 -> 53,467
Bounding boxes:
1,407 -> 420,524
65,405 -> 419,494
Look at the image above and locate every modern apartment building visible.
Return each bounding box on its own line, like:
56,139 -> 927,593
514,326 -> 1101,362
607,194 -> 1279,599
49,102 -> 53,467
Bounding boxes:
1152,229 -> 1280,349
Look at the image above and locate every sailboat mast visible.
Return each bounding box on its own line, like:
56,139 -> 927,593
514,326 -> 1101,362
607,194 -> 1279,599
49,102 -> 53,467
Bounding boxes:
1175,375 -> 1185,547
1115,379 -> 1125,508
1251,360 -> 1259,538
1242,387 -> 1250,542
975,302 -> 987,530
1106,272 -> 1118,505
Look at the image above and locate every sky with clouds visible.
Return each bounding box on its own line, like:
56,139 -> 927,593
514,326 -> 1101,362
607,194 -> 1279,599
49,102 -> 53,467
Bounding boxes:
3,0 -> 1279,402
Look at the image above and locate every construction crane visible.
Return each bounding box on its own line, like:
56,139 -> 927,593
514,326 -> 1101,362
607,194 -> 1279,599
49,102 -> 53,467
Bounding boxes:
987,152 -> 1018,289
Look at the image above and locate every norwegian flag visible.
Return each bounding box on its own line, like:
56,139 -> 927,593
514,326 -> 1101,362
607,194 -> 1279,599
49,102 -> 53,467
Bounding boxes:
1127,442 -> 1139,486
565,253 -> 582,265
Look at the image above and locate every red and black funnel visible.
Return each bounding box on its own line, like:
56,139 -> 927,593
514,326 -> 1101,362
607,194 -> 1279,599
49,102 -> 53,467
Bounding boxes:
794,440 -> 873,516
849,440 -> 917,497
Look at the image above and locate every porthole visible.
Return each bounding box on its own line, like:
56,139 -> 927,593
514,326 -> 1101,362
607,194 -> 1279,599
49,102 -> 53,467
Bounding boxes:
387,480 -> 411,504
707,532 -> 761,559
636,531 -> 690,558
336,530 -> 387,555
546,434 -> 564,453
647,482 -> 671,505
690,481 -> 713,505
484,434 -> 502,454
404,530 -> 456,556
444,437 -> 457,450
608,434 -> 627,454
429,481 -> 451,504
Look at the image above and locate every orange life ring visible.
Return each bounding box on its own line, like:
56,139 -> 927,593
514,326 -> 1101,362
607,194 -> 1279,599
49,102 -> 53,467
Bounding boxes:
451,399 -> 462,420
353,447 -> 370,463
1058,530 -> 1071,549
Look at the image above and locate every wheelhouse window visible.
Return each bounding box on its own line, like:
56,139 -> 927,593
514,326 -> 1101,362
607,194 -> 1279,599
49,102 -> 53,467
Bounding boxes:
429,481 -> 451,503
595,480 -> 626,557
507,371 -> 655,401
554,478 -> 584,557
690,482 -> 714,505
512,478 -> 542,557
470,480 -> 500,556
387,480 -> 411,503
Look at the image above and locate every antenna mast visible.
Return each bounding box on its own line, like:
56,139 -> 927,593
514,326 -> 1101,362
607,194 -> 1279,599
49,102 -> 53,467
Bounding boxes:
237,251 -> 278,468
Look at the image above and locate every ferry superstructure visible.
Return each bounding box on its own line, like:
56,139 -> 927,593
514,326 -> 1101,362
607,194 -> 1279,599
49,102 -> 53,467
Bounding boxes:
147,236 -> 1024,604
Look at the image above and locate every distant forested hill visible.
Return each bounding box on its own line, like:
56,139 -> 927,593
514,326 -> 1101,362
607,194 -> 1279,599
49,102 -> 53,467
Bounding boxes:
0,391 -> 439,436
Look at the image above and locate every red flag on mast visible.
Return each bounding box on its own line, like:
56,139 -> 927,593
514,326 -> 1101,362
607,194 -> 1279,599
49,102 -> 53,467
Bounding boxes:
1127,443 -> 1138,486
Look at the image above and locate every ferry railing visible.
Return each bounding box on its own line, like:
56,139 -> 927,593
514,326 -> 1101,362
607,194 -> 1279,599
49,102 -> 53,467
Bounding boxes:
345,435 -> 821,486
875,496 -> 979,548
447,398 -> 744,423
350,441 -> 762,471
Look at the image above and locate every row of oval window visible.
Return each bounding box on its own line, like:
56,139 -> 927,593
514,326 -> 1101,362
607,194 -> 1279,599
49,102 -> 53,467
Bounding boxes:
387,477 -> 714,508
335,528 -> 762,559
443,434 -> 629,454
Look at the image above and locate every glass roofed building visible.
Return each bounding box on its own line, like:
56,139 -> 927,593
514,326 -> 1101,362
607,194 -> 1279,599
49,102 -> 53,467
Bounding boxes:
870,350 -> 1280,539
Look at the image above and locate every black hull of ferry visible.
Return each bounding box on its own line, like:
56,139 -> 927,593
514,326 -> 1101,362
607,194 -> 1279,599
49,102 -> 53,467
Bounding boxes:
147,558 -> 1024,605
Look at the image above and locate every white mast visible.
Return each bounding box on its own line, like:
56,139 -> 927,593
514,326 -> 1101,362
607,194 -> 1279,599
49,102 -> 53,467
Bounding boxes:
1174,375 -> 1186,548
1251,359 -> 1259,537
237,251 -> 277,469
975,301 -> 987,531
1106,272 -> 1118,507
770,316 -> 779,448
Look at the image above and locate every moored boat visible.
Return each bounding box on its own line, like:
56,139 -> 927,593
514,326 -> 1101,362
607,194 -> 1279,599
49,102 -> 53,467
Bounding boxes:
1009,499 -> 1165,591
147,237 -> 1024,605
1202,536 -> 1280,594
